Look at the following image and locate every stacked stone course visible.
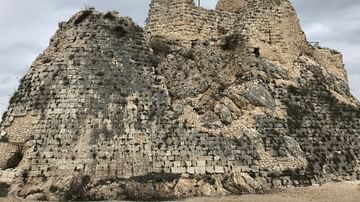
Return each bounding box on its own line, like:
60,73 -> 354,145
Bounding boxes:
0,0 -> 359,200
146,0 -> 308,69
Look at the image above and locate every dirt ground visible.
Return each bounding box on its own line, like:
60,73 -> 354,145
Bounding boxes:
186,181 -> 360,202
0,181 -> 359,202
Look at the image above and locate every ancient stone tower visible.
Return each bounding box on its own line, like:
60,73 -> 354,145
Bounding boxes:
146,0 -> 309,70
216,0 -> 247,12
0,0 -> 359,200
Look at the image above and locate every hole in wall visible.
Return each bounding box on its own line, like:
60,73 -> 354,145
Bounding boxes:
253,47 -> 260,57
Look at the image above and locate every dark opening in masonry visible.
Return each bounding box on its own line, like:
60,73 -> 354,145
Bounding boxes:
254,47 -> 260,57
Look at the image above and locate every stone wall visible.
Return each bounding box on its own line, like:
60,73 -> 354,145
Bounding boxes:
149,41 -> 360,188
216,0 -> 247,12
311,45 -> 347,82
0,1 -> 359,200
0,143 -> 20,169
146,0 -> 308,70
0,8 -> 311,183
254,57 -> 360,184
0,10 -> 156,180
0,9 -> 266,183
146,0 -> 239,42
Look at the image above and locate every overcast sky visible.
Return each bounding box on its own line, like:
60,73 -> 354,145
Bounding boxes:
0,0 -> 359,116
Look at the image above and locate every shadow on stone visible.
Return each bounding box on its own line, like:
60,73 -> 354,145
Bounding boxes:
0,183 -> 10,197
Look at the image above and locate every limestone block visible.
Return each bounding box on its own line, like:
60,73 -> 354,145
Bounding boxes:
214,166 -> 225,174
171,167 -> 186,174
195,167 -> 206,174
196,160 -> 206,167
186,167 -> 195,174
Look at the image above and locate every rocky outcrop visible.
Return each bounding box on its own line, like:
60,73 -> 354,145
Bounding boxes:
0,0 -> 359,200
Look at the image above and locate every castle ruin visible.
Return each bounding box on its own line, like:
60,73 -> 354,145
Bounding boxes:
0,0 -> 359,200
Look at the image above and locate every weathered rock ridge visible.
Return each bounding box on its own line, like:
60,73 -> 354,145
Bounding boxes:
0,0 -> 359,200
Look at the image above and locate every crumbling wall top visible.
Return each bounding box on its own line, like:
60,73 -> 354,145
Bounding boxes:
216,0 -> 283,13
216,0 -> 248,12
150,0 -> 194,6
146,0 -> 309,70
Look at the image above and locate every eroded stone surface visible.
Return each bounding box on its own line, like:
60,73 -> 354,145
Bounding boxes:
0,0 -> 359,200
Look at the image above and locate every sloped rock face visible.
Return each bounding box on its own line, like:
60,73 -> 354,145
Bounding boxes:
0,1 -> 360,201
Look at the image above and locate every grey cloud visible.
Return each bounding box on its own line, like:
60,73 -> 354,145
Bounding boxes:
0,76 -> 18,96
0,0 -> 359,118
292,0 -> 360,24
0,41 -> 44,55
349,74 -> 360,99
292,0 -> 360,97
0,98 -> 9,112
0,76 -> 18,109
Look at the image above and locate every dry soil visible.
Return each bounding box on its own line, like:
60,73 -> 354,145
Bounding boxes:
186,181 -> 360,202
0,181 -> 359,202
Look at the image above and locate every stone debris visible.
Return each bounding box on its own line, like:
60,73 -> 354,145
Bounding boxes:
0,0 -> 359,200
